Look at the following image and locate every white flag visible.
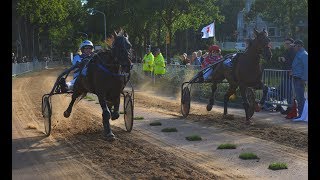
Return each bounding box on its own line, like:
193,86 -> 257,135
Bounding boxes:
201,22 -> 215,38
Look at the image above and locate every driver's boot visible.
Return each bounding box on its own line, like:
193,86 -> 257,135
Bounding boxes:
66,82 -> 74,91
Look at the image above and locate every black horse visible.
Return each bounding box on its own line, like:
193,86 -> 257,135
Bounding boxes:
206,28 -> 272,124
63,30 -> 132,140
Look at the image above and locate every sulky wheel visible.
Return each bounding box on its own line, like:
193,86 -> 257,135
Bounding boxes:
42,95 -> 52,136
124,93 -> 133,132
246,88 -> 256,119
181,86 -> 191,117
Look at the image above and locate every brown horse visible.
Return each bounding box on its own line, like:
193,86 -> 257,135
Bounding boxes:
206,28 -> 272,124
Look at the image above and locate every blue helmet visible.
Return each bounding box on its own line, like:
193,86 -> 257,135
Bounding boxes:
80,40 -> 94,49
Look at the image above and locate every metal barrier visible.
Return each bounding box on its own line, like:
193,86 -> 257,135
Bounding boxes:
12,60 -> 64,77
12,61 -> 306,108
257,69 -> 293,106
131,63 -> 307,107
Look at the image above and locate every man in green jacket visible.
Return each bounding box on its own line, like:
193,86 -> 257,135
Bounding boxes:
153,48 -> 166,78
142,45 -> 154,77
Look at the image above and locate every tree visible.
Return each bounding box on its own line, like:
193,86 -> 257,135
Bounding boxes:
16,0 -> 86,57
245,0 -> 308,38
215,0 -> 246,42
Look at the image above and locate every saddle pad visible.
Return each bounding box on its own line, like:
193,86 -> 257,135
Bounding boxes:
223,58 -> 233,68
81,67 -> 88,76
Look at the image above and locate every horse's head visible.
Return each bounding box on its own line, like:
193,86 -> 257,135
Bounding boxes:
111,30 -> 132,72
253,28 -> 272,61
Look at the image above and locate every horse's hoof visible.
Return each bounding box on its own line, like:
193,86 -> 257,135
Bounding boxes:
245,119 -> 253,125
111,112 -> 120,120
104,132 -> 116,141
64,111 -> 70,118
206,104 -> 213,111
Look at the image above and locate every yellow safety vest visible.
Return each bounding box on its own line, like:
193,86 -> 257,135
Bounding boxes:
154,53 -> 166,75
142,52 -> 154,72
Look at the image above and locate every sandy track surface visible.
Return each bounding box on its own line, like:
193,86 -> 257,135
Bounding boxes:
12,67 -> 307,179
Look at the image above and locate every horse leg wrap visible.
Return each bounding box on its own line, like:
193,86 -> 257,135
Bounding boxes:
102,111 -> 111,133
242,102 -> 250,120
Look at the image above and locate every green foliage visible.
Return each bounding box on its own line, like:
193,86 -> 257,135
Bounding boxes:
216,0 -> 246,41
161,127 -> 178,132
17,0 -> 68,25
150,122 -> 162,126
185,135 -> 202,141
83,95 -> 95,101
133,116 -> 144,120
246,0 -> 308,38
239,152 -> 259,160
221,49 -> 238,56
268,162 -> 288,170
217,143 -> 237,149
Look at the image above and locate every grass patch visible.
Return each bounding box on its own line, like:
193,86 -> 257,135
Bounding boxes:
239,152 -> 259,160
133,116 -> 144,120
161,127 -> 178,132
150,122 -> 162,126
217,143 -> 237,149
185,135 -> 202,141
268,162 -> 288,170
83,95 -> 95,101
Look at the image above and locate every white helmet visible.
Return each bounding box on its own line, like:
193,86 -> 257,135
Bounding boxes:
79,40 -> 94,49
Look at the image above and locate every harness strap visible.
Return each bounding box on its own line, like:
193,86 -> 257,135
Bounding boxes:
97,64 -> 125,77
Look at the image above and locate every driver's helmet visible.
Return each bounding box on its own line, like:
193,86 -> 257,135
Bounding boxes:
80,40 -> 94,50
208,45 -> 220,53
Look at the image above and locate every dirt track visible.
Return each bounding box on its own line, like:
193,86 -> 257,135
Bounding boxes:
12,67 -> 307,179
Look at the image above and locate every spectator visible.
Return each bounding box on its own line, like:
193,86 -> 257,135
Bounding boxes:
180,53 -> 190,65
190,51 -> 198,65
286,40 -> 308,120
196,50 -> 204,65
142,45 -> 154,77
274,38 -> 296,114
12,52 -> 17,63
153,48 -> 166,78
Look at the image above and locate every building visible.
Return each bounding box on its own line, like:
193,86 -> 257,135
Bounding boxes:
236,0 -> 308,49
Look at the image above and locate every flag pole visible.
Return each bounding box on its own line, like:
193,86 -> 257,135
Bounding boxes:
213,20 -> 216,44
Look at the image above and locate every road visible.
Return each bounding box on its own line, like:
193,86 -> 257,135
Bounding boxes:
12,67 -> 308,179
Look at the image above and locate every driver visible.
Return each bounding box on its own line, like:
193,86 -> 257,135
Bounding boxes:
65,40 -> 94,90
200,45 -> 222,82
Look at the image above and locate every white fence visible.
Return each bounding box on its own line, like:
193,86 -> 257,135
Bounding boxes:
12,60 -> 67,77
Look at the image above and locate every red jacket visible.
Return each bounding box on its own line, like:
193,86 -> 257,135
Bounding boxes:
201,54 -> 222,69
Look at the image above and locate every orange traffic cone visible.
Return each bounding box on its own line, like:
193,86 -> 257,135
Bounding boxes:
285,99 -> 297,119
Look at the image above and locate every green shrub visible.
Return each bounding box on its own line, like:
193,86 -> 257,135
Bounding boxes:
133,116 -> 144,120
217,143 -> 237,149
185,135 -> 202,141
268,162 -> 288,170
150,122 -> 162,126
239,152 -> 259,160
